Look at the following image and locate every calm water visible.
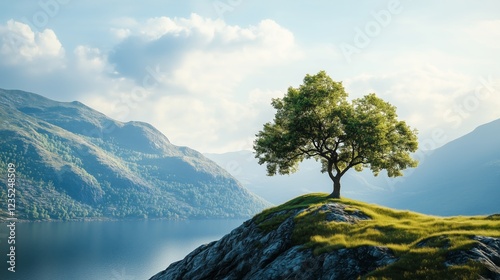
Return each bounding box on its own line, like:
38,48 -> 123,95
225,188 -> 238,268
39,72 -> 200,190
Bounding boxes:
0,219 -> 244,280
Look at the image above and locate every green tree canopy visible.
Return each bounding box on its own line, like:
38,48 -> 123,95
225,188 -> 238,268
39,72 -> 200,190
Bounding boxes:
254,71 -> 419,198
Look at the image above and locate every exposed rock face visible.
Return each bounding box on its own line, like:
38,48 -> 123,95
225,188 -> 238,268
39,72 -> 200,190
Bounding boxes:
150,203 -> 397,280
446,236 -> 500,279
150,202 -> 500,280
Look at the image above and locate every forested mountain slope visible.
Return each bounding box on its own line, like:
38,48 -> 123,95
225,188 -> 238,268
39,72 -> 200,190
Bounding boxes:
0,89 -> 269,220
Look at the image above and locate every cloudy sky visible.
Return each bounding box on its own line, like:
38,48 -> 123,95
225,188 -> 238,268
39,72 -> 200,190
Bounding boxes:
1,0 -> 499,153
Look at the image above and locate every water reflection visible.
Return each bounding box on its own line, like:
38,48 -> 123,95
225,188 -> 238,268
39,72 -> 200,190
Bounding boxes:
0,219 -> 244,280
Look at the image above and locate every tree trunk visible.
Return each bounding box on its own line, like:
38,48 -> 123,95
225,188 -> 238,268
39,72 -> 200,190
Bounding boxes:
326,160 -> 341,198
328,177 -> 341,199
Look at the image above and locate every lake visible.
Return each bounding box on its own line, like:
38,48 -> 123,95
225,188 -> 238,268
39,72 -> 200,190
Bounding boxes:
0,219 -> 244,280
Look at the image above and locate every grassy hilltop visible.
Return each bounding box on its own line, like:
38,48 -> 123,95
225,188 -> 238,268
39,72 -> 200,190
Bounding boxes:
254,193 -> 500,279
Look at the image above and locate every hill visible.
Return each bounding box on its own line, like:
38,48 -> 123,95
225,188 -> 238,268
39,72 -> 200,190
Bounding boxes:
151,193 -> 500,279
0,88 -> 269,220
382,118 -> 500,215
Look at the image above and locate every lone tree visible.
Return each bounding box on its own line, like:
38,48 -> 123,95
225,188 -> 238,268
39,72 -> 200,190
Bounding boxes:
254,71 -> 418,198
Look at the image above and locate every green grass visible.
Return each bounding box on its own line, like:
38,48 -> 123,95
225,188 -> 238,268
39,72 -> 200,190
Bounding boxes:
253,193 -> 500,279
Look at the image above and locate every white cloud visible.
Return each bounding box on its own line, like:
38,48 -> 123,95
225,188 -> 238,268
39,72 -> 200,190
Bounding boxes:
0,14 -> 297,153
465,19 -> 500,49
346,65 -> 470,121
344,63 -> 500,150
0,20 -> 64,66
166,18 -> 299,97
139,17 -> 187,40
110,28 -> 131,40
74,46 -> 107,72
1,10 -> 499,154
117,87 -> 286,153
109,17 -> 138,40
86,14 -> 302,152
108,14 -> 301,91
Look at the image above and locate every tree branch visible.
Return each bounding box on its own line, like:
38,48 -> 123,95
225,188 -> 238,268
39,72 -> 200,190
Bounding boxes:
285,152 -> 304,162
298,147 -> 320,157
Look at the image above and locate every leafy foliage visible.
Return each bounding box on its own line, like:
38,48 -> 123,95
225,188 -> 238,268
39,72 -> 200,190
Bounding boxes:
254,71 -> 418,197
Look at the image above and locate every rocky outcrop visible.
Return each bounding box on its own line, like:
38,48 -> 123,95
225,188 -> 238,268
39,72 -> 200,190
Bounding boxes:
150,201 -> 500,280
150,203 -> 398,280
446,236 -> 500,279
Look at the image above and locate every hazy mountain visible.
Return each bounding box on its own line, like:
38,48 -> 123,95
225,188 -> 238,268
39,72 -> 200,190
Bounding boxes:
381,119 -> 500,215
0,89 -> 269,220
205,151 -> 391,205
206,119 -> 500,216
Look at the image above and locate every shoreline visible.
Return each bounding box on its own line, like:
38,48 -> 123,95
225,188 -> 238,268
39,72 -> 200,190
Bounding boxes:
0,215 -> 251,223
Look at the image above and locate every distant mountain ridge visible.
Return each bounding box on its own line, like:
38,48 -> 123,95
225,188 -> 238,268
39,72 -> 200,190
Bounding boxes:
0,88 -> 269,220
206,118 -> 500,216
204,151 -> 387,205
382,118 -> 500,215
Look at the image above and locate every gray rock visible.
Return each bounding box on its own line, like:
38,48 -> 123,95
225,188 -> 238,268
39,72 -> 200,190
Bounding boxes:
318,203 -> 370,223
446,236 -> 500,280
150,205 -> 500,280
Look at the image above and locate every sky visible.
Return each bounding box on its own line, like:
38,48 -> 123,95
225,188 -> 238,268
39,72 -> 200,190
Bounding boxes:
0,0 -> 499,153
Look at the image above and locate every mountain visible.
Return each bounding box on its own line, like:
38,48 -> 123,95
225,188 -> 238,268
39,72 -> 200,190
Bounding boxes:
205,151 -> 390,205
0,88 -> 269,220
382,119 -> 500,215
150,193 -> 500,280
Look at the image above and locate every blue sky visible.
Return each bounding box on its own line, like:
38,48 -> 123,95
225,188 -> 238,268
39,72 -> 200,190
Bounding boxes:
1,0 -> 499,153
